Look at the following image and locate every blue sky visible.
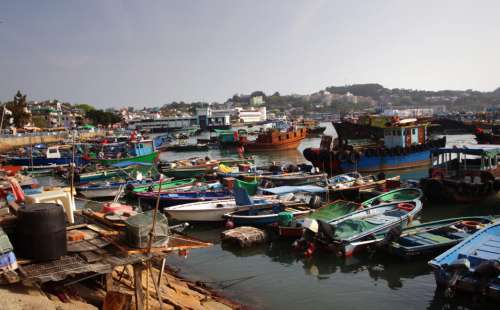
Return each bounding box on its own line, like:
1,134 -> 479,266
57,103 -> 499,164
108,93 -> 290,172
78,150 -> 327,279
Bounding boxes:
1,0 -> 499,107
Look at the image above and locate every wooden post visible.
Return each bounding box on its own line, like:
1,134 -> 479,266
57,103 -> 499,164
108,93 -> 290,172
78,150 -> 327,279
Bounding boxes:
157,257 -> 166,287
133,263 -> 145,310
105,273 -> 113,292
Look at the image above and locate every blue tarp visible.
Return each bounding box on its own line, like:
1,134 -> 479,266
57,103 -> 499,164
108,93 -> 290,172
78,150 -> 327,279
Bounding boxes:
259,185 -> 327,195
111,161 -> 153,168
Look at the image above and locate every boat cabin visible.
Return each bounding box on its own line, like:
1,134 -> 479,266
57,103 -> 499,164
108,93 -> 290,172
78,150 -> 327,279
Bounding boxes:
129,140 -> 155,156
383,124 -> 428,148
45,146 -> 62,159
430,145 -> 500,181
254,128 -> 307,144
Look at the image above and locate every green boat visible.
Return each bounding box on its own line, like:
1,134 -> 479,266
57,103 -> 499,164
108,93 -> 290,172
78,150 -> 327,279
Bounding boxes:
234,178 -> 258,195
278,200 -> 361,238
97,140 -> 159,166
278,188 -> 423,239
362,187 -> 423,207
162,166 -> 213,179
132,178 -> 197,193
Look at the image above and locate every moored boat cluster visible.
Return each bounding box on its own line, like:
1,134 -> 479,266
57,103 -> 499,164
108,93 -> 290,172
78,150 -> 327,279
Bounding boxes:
0,116 -> 499,308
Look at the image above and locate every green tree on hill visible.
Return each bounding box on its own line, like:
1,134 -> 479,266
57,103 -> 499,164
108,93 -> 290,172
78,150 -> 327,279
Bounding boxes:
2,91 -> 31,128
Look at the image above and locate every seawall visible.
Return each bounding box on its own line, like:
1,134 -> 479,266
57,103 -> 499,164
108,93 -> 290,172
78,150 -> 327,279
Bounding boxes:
0,130 -> 104,153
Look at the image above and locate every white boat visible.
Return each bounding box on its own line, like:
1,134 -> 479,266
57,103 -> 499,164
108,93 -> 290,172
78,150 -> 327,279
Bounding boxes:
164,199 -> 239,222
164,188 -> 276,222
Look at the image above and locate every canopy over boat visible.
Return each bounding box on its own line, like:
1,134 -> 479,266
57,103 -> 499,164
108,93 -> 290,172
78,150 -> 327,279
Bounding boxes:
431,144 -> 500,157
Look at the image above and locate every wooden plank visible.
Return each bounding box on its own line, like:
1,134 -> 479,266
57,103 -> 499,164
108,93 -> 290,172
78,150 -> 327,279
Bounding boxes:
105,273 -> 113,292
87,224 -> 119,236
133,263 -> 145,310
103,291 -> 132,310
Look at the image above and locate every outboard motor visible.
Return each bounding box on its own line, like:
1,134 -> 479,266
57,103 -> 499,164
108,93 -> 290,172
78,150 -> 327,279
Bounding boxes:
443,258 -> 471,297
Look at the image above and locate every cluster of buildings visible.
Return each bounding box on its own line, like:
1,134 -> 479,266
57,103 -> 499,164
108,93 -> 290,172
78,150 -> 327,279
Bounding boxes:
29,101 -> 85,129
127,106 -> 267,132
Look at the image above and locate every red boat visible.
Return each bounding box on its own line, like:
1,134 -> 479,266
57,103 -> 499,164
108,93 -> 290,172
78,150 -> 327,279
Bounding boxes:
474,127 -> 500,144
241,127 -> 307,152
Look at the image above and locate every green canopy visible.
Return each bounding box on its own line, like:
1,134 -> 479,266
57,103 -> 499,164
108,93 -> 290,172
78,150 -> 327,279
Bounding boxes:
82,124 -> 96,129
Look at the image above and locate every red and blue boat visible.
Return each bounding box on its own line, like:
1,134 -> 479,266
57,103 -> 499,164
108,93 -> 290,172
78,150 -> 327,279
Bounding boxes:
303,119 -> 446,174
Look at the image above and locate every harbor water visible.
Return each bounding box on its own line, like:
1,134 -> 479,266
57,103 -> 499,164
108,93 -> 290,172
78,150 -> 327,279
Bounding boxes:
50,123 -> 499,310
158,123 -> 499,310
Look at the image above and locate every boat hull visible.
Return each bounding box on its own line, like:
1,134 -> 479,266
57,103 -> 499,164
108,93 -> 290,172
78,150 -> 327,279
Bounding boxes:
6,156 -> 88,167
79,188 -> 121,199
163,168 -> 211,179
165,207 -> 237,222
420,178 -> 499,203
98,151 -> 159,166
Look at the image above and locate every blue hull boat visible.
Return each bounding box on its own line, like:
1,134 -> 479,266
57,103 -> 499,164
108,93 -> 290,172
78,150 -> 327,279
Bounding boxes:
429,222 -> 500,299
137,190 -> 233,209
7,156 -> 88,168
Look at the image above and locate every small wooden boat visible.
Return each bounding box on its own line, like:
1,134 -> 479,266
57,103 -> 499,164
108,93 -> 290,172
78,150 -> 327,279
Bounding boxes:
278,200 -> 362,238
130,178 -> 197,193
387,216 -> 495,258
163,143 -> 209,152
309,199 -> 423,256
420,145 -> 500,203
261,172 -> 327,186
162,165 -> 214,179
76,181 -> 130,199
361,187 -> 424,207
278,188 -> 422,238
74,164 -> 152,183
163,187 -> 275,222
241,127 -> 307,152
223,200 -> 313,226
97,140 -> 159,166
136,190 -> 233,209
428,222 -> 500,300
5,146 -> 89,168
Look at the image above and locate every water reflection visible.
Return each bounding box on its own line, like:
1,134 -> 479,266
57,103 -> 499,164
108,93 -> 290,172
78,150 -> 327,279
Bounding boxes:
427,287 -> 497,310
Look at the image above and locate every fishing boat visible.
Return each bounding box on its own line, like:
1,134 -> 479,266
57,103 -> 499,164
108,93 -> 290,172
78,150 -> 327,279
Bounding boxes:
387,216 -> 495,258
76,179 -> 156,199
261,172 -> 327,186
306,199 -> 423,256
163,188 -> 276,222
241,127 -> 307,152
5,146 -> 89,168
279,200 -> 362,238
306,126 -> 327,136
97,140 -> 159,166
361,187 -> 423,206
162,165 -> 214,179
474,127 -> 500,144
163,143 -> 209,152
327,172 -> 401,198
278,188 -> 423,239
428,222 -> 500,300
136,190 -> 233,209
129,178 -> 197,194
420,145 -> 500,203
303,118 -> 446,174
160,157 -> 255,179
72,161 -> 154,184
223,203 -> 312,226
